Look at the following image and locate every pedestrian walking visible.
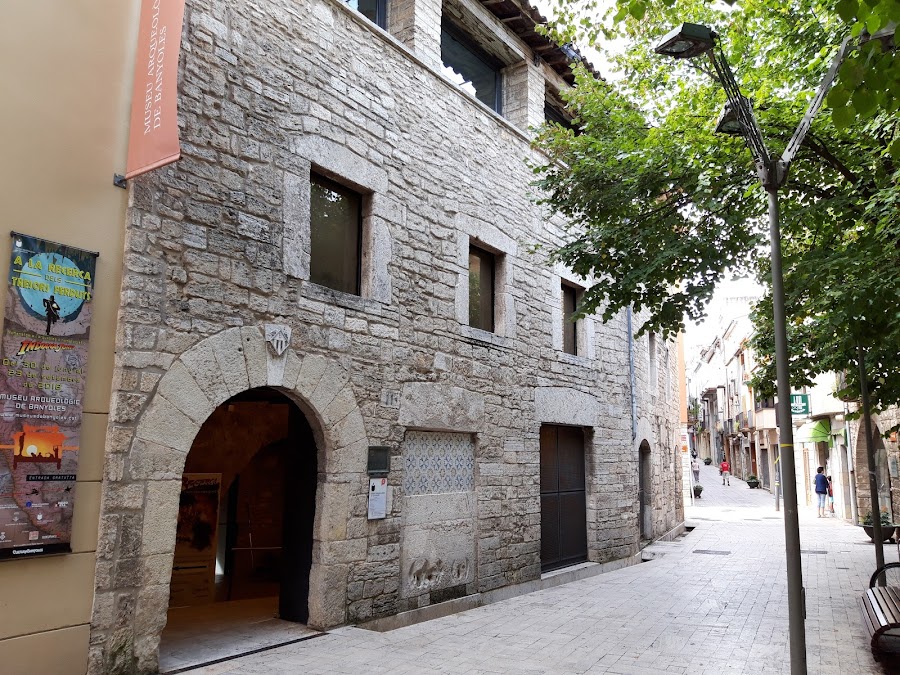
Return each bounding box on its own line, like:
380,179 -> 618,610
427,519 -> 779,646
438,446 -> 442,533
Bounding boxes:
827,474 -> 835,516
720,459 -> 730,486
814,466 -> 829,517
691,457 -> 700,484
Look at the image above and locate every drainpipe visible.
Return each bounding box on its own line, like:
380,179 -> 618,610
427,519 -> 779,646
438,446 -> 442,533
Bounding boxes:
627,306 -> 638,442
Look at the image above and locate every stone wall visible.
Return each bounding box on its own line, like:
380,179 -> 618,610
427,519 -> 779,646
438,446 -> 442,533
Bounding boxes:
854,407 -> 900,521
88,0 -> 684,670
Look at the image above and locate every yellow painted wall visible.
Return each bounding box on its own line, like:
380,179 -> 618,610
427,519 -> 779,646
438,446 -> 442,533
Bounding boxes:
0,0 -> 137,670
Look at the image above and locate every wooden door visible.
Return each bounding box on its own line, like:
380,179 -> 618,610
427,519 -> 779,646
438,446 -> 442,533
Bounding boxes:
540,425 -> 587,572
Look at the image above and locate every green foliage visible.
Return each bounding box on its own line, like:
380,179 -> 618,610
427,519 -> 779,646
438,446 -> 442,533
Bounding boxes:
532,66 -> 762,339
542,0 -> 899,128
532,0 -> 900,414
863,509 -> 893,526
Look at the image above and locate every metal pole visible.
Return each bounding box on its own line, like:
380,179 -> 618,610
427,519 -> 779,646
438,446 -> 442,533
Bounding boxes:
767,185 -> 807,674
858,344 -> 885,570
775,451 -> 781,511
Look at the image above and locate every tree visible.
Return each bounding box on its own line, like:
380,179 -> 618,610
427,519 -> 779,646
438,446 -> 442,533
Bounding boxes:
544,0 -> 899,130
532,0 -> 900,413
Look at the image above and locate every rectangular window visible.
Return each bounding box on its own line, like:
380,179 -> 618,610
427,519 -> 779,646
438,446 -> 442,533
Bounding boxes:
562,283 -> 578,356
440,19 -> 502,112
468,245 -> 495,332
310,174 -> 361,295
649,332 -> 658,387
345,0 -> 386,28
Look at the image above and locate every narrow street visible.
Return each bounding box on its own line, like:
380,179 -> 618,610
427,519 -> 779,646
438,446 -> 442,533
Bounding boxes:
180,462 -> 890,674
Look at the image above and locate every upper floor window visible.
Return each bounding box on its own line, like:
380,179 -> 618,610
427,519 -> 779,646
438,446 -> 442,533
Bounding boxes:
468,245 -> 495,331
562,283 -> 579,356
441,19 -> 502,113
649,332 -> 658,387
310,173 -> 361,295
346,0 -> 387,28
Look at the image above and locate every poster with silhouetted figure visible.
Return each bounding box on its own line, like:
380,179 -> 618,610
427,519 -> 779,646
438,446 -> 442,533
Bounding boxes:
0,233 -> 97,560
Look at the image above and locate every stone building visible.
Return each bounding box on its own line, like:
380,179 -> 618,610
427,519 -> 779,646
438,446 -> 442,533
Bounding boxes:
0,0 -> 684,672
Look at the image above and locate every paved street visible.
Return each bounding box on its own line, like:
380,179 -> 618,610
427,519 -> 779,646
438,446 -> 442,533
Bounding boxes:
184,462 -> 893,674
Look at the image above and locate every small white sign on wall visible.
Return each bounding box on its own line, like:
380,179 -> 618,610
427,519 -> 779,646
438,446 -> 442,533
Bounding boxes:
368,478 -> 387,520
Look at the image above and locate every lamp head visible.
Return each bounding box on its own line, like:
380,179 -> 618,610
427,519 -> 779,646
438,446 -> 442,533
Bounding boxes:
654,23 -> 717,59
714,100 -> 743,135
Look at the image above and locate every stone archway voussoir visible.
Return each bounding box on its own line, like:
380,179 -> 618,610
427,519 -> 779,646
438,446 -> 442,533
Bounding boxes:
179,340 -> 232,410
129,438 -> 188,481
330,409 -> 366,449
327,436 -> 368,474
322,387 -> 359,430
155,359 -> 214,425
241,325 -> 268,389
295,354 -> 328,400
140,479 -> 183,556
209,328 -> 251,398
135,394 -> 201,454
308,362 -> 350,413
270,348 -> 303,389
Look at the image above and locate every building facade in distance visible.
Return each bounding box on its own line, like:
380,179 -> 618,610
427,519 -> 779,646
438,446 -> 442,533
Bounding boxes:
1,0 -> 685,672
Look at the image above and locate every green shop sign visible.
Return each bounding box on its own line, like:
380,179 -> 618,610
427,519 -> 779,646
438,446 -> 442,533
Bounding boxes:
790,394 -> 811,416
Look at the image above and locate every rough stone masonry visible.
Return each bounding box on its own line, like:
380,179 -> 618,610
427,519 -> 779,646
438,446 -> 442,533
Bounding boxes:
88,0 -> 684,671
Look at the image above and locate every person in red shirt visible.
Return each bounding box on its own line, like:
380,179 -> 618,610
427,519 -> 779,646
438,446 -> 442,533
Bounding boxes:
720,459 -> 731,486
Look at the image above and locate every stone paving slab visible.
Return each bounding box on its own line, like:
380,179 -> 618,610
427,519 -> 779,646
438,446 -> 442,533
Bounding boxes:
183,463 -> 894,674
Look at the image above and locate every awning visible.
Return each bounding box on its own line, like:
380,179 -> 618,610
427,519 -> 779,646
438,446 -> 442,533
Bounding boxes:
794,418 -> 832,445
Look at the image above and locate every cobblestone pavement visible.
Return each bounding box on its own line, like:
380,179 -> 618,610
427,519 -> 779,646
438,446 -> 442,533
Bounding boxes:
186,463 -> 893,674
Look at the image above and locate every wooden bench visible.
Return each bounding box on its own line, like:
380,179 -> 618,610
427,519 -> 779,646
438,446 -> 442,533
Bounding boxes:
859,585 -> 900,660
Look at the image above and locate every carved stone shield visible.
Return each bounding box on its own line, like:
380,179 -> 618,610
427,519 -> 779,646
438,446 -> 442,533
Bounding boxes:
264,324 -> 291,357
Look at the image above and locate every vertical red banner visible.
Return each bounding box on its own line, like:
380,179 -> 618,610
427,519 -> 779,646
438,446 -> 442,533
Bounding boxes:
125,0 -> 186,179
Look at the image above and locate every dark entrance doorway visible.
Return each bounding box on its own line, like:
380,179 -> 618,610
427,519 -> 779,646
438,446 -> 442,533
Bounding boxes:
160,388 -> 318,672
540,425 -> 587,572
639,441 -> 651,540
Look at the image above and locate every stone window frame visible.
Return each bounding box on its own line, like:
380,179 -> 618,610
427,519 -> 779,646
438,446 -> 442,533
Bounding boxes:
440,16 -> 505,113
441,0 -> 530,121
544,84 -> 575,131
284,137 -> 393,307
468,243 -> 496,332
345,0 -> 388,28
455,216 -> 515,345
551,264 -> 595,364
309,172 -> 364,296
560,281 -> 580,356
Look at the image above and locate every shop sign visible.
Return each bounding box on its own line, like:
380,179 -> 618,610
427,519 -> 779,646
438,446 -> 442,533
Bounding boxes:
0,233 -> 98,560
790,394 -> 810,416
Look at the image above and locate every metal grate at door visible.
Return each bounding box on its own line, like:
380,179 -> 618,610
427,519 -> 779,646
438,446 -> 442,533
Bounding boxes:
693,549 -> 731,555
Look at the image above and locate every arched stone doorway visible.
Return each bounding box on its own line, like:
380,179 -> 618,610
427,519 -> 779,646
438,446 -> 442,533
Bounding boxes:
854,417 -> 890,521
158,388 -> 318,671
90,326 -> 369,674
638,440 -> 652,540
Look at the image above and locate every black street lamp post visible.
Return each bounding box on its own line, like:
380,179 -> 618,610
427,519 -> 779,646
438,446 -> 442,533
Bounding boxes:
655,23 -> 853,675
